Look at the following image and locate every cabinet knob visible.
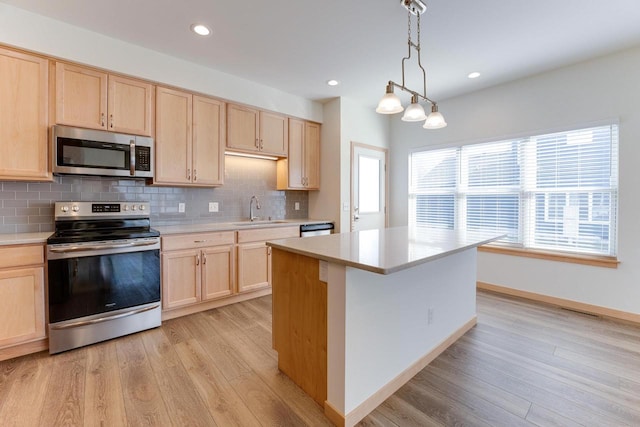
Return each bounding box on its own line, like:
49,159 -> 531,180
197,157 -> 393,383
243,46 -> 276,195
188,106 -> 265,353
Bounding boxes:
193,169 -> 197,182
187,169 -> 191,180
100,113 -> 105,127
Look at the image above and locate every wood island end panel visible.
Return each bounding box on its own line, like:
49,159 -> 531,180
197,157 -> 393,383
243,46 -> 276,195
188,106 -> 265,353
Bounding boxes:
271,248 -> 327,405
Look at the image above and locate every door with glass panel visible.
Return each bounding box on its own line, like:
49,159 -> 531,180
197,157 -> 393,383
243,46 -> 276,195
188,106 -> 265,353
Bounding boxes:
351,143 -> 388,231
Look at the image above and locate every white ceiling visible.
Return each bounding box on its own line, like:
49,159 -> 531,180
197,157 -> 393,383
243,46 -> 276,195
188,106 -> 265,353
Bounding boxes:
4,0 -> 640,108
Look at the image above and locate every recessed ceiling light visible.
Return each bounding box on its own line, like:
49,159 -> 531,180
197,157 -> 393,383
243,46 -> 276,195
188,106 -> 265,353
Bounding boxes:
190,24 -> 211,36
327,79 -> 340,86
467,72 -> 481,79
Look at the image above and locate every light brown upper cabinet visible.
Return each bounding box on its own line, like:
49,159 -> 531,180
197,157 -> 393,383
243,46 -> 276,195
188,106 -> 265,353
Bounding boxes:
155,86 -> 225,186
0,47 -> 50,181
227,103 -> 288,157
54,62 -> 154,136
277,119 -> 320,190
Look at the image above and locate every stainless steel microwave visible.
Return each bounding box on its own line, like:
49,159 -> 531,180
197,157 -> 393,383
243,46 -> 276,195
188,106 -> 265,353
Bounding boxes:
52,125 -> 154,178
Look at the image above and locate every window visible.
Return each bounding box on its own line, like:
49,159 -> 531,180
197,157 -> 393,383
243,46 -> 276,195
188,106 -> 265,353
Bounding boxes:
409,124 -> 618,257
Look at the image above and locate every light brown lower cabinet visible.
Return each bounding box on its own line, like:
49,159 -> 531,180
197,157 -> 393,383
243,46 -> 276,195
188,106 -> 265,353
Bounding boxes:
237,241 -> 271,293
0,245 -> 46,350
236,226 -> 300,293
161,225 -> 300,315
161,232 -> 234,310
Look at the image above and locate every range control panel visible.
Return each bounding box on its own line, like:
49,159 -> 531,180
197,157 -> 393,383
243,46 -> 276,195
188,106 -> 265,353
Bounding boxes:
54,202 -> 150,219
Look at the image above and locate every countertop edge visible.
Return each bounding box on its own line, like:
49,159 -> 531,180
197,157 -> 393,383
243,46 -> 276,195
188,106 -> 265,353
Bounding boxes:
267,233 -> 504,275
0,232 -> 52,246
268,241 -> 386,274
155,219 -> 332,235
0,219 -> 333,245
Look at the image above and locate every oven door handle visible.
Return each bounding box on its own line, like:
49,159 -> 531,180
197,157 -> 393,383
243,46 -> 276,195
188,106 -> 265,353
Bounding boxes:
50,304 -> 160,330
49,240 -> 157,253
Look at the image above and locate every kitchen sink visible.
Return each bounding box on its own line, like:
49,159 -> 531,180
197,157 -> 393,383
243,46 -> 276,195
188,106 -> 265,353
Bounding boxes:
231,220 -> 289,227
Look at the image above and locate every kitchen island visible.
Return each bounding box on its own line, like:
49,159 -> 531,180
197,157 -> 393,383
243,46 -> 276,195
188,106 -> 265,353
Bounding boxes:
267,227 -> 503,426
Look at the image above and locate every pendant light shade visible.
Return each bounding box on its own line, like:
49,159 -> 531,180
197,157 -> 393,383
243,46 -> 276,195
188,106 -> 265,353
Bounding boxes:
423,105 -> 447,129
401,95 -> 427,122
376,84 -> 404,114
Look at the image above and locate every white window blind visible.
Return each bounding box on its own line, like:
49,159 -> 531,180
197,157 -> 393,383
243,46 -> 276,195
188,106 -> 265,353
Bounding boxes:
409,147 -> 457,230
462,140 -> 522,243
408,124 -> 619,257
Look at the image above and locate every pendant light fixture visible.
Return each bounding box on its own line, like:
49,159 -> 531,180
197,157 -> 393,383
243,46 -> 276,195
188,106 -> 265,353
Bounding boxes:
376,0 -> 447,129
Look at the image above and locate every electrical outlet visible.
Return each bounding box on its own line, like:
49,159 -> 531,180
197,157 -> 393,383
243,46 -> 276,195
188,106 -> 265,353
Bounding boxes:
178,203 -> 185,213
427,307 -> 434,325
209,202 -> 219,212
294,202 -> 300,211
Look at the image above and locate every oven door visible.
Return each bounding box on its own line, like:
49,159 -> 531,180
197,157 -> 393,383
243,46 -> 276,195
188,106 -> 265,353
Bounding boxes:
47,238 -> 161,324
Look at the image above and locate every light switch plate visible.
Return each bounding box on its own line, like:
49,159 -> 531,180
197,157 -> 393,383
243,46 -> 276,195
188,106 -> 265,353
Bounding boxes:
294,202 -> 300,211
209,202 -> 219,212
178,203 -> 185,213
343,202 -> 350,211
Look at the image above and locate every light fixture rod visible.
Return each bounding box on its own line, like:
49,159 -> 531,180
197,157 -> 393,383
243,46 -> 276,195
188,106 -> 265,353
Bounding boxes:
399,9 -> 428,100
386,80 -> 437,107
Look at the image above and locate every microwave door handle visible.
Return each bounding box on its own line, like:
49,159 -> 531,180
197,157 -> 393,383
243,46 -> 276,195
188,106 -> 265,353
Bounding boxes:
130,140 -> 136,176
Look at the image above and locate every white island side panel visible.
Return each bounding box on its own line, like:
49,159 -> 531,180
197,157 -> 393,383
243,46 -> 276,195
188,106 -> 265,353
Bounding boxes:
327,248 -> 478,417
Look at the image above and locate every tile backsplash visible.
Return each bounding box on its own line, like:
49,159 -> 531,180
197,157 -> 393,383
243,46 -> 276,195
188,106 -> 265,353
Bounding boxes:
0,156 -> 308,234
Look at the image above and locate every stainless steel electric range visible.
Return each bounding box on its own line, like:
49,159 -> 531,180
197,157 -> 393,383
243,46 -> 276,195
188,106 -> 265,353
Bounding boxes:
46,201 -> 161,354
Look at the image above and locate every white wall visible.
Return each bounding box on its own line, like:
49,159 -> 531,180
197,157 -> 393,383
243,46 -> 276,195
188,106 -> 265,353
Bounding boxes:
0,3 -> 322,122
310,97 -> 389,232
389,46 -> 640,314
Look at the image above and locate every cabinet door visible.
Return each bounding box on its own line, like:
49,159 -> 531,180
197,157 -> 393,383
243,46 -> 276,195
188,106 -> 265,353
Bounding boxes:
193,96 -> 225,185
0,48 -> 50,180
162,249 -> 200,309
155,86 -> 193,184
55,62 -> 108,130
226,103 -> 259,152
286,118 -> 305,189
304,121 -> 321,189
108,75 -> 154,136
260,111 -> 288,156
202,245 -> 234,300
0,267 -> 45,348
237,242 -> 270,293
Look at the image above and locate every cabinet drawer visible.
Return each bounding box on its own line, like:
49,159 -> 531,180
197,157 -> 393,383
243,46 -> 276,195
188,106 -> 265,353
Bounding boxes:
162,231 -> 235,251
0,245 -> 44,269
237,226 -> 300,244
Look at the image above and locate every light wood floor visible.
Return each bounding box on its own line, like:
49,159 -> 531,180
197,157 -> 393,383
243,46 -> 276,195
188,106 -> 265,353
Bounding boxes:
1,290 -> 640,426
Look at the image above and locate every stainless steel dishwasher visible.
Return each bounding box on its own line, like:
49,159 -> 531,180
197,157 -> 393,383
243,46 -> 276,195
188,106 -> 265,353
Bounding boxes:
300,223 -> 334,237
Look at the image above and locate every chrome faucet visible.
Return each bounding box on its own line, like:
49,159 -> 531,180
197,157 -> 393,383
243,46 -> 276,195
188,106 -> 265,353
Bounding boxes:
249,195 -> 261,221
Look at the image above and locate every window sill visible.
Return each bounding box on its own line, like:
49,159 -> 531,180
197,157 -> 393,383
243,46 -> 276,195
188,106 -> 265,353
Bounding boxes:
478,245 -> 619,269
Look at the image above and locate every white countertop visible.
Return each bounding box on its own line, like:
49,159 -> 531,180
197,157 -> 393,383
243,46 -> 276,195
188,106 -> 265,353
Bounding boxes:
267,226 -> 504,274
0,232 -> 52,246
155,219 -> 332,235
0,219 -> 333,245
